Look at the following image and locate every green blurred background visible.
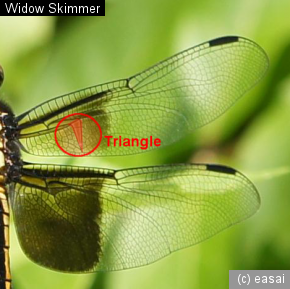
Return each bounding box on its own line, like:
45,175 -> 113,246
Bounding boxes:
1,0 -> 290,288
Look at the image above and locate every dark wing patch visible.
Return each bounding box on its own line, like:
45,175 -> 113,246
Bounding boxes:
9,165 -> 114,272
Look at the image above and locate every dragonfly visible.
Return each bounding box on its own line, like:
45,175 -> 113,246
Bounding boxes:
0,36 -> 268,289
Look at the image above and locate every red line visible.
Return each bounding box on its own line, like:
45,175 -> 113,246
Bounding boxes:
68,118 -> 83,152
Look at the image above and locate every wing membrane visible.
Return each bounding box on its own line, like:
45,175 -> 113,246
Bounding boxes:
16,36 -> 268,156
9,163 -> 260,272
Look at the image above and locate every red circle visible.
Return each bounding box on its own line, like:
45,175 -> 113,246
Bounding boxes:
54,113 -> 102,157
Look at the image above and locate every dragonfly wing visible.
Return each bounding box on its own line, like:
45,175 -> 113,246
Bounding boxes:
9,163 -> 260,272
16,36 -> 268,156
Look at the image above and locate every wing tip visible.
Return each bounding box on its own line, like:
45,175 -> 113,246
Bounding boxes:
209,36 -> 239,47
206,164 -> 237,175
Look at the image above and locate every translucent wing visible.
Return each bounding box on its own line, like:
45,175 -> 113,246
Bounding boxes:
9,163 -> 260,272
16,36 -> 268,156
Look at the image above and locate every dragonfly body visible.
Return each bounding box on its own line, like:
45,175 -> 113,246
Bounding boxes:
0,36 -> 268,288
0,107 -> 14,289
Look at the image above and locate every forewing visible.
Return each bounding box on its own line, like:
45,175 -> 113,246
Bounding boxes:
9,163 -> 260,272
16,36 -> 268,156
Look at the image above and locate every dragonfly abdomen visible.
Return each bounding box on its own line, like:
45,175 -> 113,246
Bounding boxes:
0,163 -> 11,289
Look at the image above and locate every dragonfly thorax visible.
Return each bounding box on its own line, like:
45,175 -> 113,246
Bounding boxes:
0,103 -> 22,184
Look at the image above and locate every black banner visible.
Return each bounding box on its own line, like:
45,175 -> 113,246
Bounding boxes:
1,1 -> 105,16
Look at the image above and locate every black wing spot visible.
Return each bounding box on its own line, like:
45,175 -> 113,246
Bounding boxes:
209,36 -> 239,47
206,164 -> 236,175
